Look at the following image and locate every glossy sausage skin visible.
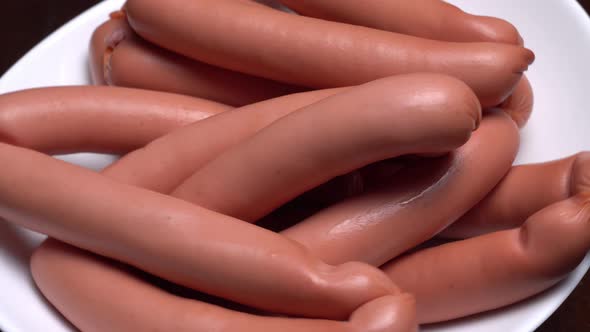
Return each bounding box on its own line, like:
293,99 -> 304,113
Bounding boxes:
283,111 -> 519,267
0,141 -> 402,320
172,73 -> 481,222
90,12 -> 303,106
31,240 -> 417,332
279,0 -> 523,44
1,75 -> 526,193
103,87 -> 346,193
384,192 -> 590,323
0,86 -> 229,154
125,0 -> 534,107
0,68 -> 528,162
273,73 -> 532,215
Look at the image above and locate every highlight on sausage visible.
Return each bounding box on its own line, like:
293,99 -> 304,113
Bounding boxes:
124,0 -> 534,107
0,86 -> 229,154
31,239 -> 418,332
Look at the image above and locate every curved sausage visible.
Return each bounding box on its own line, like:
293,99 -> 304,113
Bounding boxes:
171,73 -> 481,222
0,86 -> 229,154
102,87 -> 345,193
0,142 -> 398,320
31,239 -> 417,332
125,0 -> 534,107
90,13 -> 303,106
282,111 -> 519,266
95,75 -> 528,203
441,151 -> 590,238
383,193 -> 590,323
264,73 -> 531,216
279,0 -> 523,44
0,79 -> 526,182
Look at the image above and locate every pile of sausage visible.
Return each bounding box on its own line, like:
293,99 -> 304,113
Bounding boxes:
1,1 -> 588,331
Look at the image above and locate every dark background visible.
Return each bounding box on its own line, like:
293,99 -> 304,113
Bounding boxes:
0,1 -> 589,331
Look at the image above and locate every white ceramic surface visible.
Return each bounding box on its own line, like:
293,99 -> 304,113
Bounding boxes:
0,0 -> 589,331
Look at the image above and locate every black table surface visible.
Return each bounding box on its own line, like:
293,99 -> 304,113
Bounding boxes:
1,1 -> 590,331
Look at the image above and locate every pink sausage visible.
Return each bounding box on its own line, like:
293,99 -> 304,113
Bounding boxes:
102,87 -> 345,193
125,0 -> 534,107
383,193 -> 590,323
31,239 -> 417,332
0,86 -> 229,154
442,152 -> 590,238
279,0 -> 523,44
0,140 -> 399,320
172,73 -> 481,222
90,12 -> 303,106
282,111 -> 519,267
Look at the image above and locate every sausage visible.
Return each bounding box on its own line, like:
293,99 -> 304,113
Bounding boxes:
71,81 -> 522,323
282,111 -> 519,266
260,78 -> 529,230
382,193 -> 590,323
90,12 -> 303,106
279,0 -> 523,44
102,87 -> 345,193
31,239 -> 417,332
441,151 -> 590,238
498,75 -> 534,128
288,76 -> 536,214
171,73 -> 481,222
97,74 -> 527,203
0,141 -> 399,320
5,77 -> 521,192
0,77 -> 525,184
125,0 -> 534,107
0,86 -> 229,154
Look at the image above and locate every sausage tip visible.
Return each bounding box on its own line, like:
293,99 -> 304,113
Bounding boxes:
109,10 -> 127,20
524,48 -> 536,66
101,22 -> 130,85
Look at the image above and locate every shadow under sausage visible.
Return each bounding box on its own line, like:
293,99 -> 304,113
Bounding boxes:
257,153 -> 455,234
0,219 -> 40,271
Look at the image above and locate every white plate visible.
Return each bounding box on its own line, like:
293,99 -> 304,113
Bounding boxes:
0,0 -> 589,331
